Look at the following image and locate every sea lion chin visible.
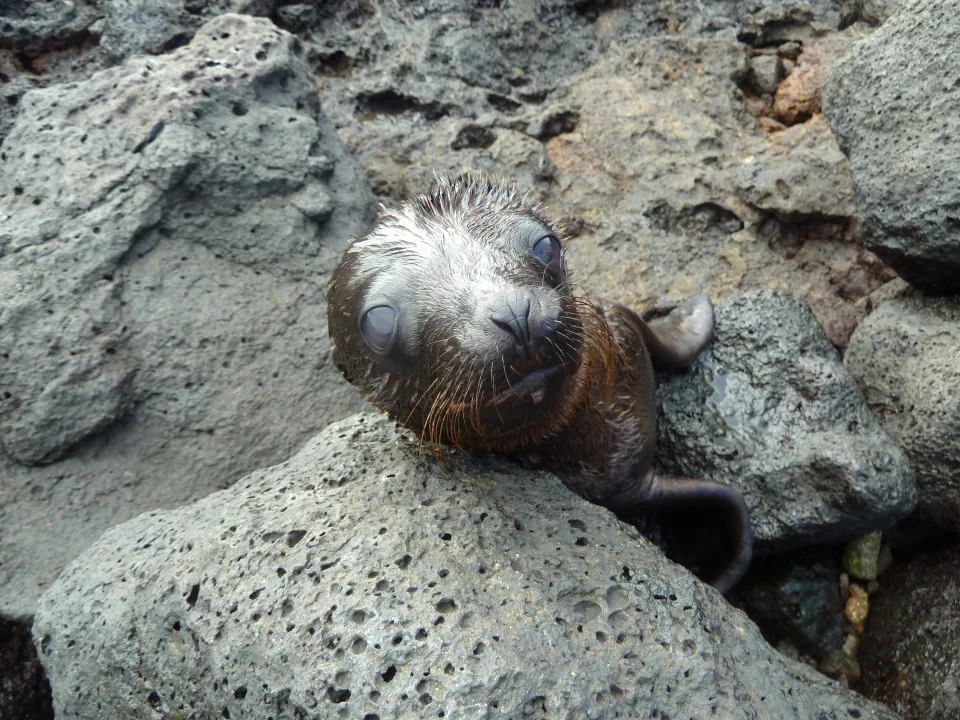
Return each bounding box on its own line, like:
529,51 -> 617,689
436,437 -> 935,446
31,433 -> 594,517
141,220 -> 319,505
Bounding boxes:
328,173 -> 752,592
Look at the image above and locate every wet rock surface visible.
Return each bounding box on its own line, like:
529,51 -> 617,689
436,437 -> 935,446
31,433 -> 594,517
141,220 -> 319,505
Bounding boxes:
823,0 -> 960,294
34,413 -> 899,720
845,294 -> 960,531
859,544 -> 960,719
0,13 -> 374,620
656,290 -> 917,548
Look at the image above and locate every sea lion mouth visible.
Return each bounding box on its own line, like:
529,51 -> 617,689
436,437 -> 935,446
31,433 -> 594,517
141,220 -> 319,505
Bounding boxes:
489,363 -> 565,406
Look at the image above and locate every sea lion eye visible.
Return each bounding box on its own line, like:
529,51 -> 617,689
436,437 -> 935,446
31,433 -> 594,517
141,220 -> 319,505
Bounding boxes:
360,305 -> 398,354
532,235 -> 562,273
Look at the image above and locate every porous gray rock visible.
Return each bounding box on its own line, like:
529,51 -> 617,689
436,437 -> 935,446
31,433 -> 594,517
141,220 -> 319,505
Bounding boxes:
844,294 -> 960,530
859,545 -> 960,719
34,413 -> 899,720
0,13 -> 374,619
656,290 -> 917,548
0,0 -> 101,57
99,0 -> 274,59
823,0 -> 960,294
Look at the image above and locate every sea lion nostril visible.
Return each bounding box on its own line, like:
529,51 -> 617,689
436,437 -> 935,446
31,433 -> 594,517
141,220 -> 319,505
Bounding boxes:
490,296 -> 533,348
327,173 -> 749,592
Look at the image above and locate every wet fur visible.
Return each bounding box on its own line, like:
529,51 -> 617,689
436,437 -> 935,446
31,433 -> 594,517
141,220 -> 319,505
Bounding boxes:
328,174 -> 752,591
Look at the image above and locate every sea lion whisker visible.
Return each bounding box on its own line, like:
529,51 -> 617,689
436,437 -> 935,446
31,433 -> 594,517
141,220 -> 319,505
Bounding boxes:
327,172 -> 752,591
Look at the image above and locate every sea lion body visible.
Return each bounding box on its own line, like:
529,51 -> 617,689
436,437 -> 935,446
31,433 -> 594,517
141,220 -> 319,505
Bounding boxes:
328,175 -> 751,591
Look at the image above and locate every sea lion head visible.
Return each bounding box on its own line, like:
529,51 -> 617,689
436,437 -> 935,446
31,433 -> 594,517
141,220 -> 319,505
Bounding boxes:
328,174 -> 613,452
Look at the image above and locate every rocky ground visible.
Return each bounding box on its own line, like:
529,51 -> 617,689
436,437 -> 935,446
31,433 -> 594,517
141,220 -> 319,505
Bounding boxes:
2,1 -> 959,719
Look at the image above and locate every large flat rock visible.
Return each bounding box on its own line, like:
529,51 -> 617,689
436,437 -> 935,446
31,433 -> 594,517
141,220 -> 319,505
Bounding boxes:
0,13 -> 374,619
34,414 -> 898,720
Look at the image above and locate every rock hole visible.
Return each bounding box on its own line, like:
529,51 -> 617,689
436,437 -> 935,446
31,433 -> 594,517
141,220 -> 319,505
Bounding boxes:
396,554 -> 411,569
473,642 -> 486,655
451,125 -> 496,150
327,687 -> 351,703
232,102 -> 248,116
568,519 -> 587,530
573,600 -> 601,621
435,598 -> 457,613
286,530 -> 307,547
536,110 -> 580,140
147,691 -> 161,709
186,583 -> 201,608
381,665 -> 397,683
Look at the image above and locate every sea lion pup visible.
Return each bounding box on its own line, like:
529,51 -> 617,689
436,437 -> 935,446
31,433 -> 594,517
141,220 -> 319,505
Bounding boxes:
327,174 -> 752,592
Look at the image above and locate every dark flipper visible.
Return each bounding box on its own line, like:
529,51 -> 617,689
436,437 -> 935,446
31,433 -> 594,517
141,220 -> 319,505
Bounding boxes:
611,474 -> 753,593
640,294 -> 714,370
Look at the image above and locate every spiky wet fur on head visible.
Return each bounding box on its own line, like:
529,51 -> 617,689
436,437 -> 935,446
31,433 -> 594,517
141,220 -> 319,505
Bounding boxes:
327,173 -> 618,454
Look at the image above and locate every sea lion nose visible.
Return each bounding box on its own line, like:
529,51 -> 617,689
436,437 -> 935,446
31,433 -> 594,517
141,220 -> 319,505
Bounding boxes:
489,293 -> 559,352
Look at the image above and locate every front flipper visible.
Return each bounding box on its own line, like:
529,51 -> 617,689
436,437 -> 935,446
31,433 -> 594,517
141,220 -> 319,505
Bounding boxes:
640,294 -> 714,370
611,474 -> 753,593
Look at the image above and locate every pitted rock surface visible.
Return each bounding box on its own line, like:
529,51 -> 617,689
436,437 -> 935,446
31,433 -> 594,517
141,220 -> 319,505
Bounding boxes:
656,290 -> 917,548
845,294 -> 960,531
823,0 -> 960,294
0,13 -> 374,618
34,413 -> 898,720
99,1 -> 273,60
